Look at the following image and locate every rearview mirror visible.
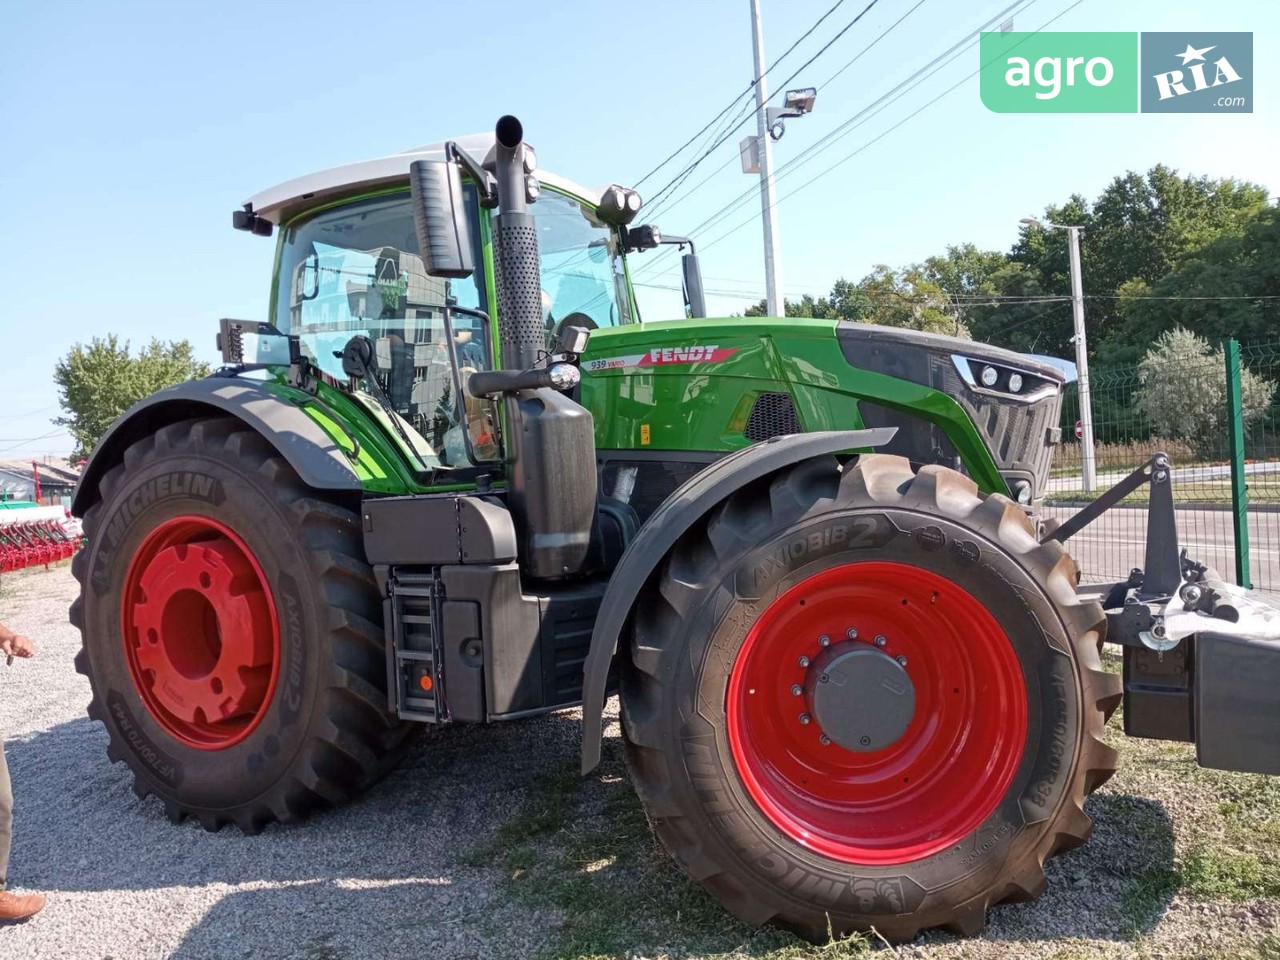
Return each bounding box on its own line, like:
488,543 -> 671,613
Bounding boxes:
682,252 -> 707,319
410,158 -> 474,279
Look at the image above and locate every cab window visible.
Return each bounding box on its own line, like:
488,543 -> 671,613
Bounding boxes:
494,190 -> 631,341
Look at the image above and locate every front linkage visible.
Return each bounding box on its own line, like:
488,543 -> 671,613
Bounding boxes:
1050,453 -> 1280,775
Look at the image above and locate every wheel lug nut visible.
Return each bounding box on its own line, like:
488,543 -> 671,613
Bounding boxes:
791,684 -> 803,696
846,628 -> 858,640
798,656 -> 810,668
820,735 -> 831,746
819,674 -> 829,683
799,713 -> 811,725
874,635 -> 887,647
896,655 -> 908,667
818,635 -> 830,647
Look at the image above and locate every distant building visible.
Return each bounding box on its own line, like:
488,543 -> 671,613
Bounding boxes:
0,459 -> 80,505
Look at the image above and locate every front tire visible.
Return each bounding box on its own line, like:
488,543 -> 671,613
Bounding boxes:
621,454 -> 1120,942
70,417 -> 413,832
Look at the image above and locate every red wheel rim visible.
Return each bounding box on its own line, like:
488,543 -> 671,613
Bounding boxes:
726,561 -> 1027,864
121,516 -> 280,750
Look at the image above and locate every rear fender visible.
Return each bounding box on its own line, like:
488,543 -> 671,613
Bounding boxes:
72,378 -> 362,516
580,428 -> 895,773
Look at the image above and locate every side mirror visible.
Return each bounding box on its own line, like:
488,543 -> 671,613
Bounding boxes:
410,159 -> 474,279
682,252 -> 707,319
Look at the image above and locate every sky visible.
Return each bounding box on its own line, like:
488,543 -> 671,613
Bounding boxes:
0,0 -> 1275,458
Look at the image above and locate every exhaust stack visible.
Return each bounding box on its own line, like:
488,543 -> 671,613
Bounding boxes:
487,116 -> 597,580
490,115 -> 544,374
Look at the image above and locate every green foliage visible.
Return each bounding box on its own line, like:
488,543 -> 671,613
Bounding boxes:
53,335 -> 211,460
756,164 -> 1271,363
744,268 -> 968,336
1133,328 -> 1275,460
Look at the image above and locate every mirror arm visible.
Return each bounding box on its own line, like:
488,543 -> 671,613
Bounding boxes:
448,142 -> 498,208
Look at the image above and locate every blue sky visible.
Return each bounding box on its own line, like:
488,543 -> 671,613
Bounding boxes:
0,0 -> 1274,458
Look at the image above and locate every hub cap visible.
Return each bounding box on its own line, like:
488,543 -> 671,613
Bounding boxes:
122,516 -> 280,750
726,561 -> 1028,864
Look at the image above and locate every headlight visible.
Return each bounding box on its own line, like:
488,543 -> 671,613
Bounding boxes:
1008,372 -> 1023,393
1013,480 -> 1032,505
980,365 -> 999,387
548,363 -> 581,390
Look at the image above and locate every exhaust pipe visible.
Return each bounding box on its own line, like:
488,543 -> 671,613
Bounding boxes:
490,115 -> 543,373
487,116 -> 597,580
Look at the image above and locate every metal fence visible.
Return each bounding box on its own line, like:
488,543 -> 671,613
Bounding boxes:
1047,339 -> 1280,594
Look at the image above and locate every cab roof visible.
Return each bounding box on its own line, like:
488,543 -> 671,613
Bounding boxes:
245,133 -> 604,226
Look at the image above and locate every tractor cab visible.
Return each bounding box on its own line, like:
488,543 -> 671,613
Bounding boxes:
237,136 -> 649,471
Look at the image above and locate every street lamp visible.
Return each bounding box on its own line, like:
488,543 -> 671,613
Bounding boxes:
1021,217 -> 1097,492
741,0 -> 818,317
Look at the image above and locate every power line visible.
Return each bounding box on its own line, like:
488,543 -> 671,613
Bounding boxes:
0,428 -> 71,454
641,0 -> 883,214
634,0 -> 854,190
635,0 -> 1034,278
693,0 -> 1079,256
643,0 -> 930,222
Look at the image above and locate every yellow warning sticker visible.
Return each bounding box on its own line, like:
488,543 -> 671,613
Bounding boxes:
640,424 -> 651,445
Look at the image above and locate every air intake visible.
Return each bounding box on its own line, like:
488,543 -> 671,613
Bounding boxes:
745,392 -> 801,441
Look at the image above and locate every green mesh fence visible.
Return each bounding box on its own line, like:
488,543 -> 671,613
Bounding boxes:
1047,339 -> 1280,594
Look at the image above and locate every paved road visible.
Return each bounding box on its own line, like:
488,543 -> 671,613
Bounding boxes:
1043,503 -> 1279,593
1047,459 -> 1280,494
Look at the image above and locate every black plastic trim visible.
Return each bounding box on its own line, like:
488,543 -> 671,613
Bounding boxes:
72,378 -> 360,516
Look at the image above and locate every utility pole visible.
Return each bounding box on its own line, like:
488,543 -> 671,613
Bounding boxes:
1021,218 -> 1097,492
1065,225 -> 1097,492
749,0 -> 784,318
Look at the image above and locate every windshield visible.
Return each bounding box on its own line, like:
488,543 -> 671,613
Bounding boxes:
495,190 -> 632,341
272,190 -> 497,471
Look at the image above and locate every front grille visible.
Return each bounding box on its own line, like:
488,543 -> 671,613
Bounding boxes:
745,392 -> 801,441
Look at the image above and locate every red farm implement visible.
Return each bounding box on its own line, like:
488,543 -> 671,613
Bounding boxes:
0,505 -> 84,572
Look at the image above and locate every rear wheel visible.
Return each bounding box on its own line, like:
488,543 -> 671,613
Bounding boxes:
70,417 -> 414,832
621,454 -> 1120,942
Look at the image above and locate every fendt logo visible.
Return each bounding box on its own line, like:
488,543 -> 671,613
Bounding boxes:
1141,33 -> 1252,113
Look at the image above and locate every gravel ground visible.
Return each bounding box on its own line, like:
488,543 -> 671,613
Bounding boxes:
2,564 -> 1278,960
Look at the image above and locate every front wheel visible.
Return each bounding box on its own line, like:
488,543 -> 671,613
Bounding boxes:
621,454 -> 1120,942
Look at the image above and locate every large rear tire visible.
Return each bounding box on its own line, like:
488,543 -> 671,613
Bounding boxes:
70,417 -> 414,832
620,454 -> 1120,942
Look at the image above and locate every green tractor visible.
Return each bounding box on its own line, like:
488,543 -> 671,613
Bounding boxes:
70,115 -> 1280,942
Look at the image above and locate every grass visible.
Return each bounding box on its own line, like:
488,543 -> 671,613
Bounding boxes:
455,655 -> 1279,959
456,744 -> 877,960
1050,439 -> 1198,478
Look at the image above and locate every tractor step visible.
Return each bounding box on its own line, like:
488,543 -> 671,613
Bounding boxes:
384,570 -> 445,723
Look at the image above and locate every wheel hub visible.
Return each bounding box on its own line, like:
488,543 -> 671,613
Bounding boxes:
122,516 -> 280,750
807,644 -> 915,752
725,560 -> 1028,864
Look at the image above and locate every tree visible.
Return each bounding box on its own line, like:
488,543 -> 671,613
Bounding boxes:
1133,328 -> 1274,460
54,336 -> 211,460
1115,204 -> 1280,359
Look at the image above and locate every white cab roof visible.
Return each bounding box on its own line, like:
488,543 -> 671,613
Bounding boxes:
245,134 -> 604,226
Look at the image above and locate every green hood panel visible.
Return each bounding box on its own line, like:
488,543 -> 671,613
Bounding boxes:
580,319 -> 1009,495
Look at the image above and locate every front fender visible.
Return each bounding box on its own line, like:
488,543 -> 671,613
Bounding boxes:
579,427 -> 896,773
72,377 -> 362,516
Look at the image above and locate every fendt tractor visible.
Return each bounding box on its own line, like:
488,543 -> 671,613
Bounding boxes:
70,116 -> 1280,942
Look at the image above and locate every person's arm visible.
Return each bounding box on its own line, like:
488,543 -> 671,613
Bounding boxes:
0,621 -> 35,659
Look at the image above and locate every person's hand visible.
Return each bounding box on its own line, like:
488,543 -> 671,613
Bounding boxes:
0,634 -> 35,659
